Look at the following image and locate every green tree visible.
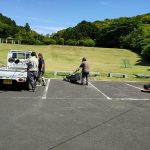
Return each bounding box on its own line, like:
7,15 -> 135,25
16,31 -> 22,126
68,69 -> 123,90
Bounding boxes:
77,39 -> 95,47
141,44 -> 150,58
56,38 -> 64,45
43,37 -> 56,45
24,23 -> 31,31
65,39 -> 77,46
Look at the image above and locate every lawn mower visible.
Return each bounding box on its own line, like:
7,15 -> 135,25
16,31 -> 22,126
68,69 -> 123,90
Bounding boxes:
63,72 -> 81,83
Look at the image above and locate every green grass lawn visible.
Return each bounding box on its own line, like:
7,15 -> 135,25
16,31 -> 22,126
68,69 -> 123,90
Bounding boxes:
0,43 -> 150,81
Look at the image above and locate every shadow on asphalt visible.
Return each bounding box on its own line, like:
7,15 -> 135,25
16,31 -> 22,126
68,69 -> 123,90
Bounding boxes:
63,78 -> 82,85
0,84 -> 27,91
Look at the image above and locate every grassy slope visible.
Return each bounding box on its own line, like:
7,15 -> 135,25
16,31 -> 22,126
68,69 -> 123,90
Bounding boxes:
0,43 -> 150,81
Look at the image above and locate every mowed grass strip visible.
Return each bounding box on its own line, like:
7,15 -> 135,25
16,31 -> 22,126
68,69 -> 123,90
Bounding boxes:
0,43 -> 150,80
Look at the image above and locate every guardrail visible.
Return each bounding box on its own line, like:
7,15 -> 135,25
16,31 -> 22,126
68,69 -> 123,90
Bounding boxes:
134,74 -> 150,78
89,72 -> 100,77
108,72 -> 128,78
54,71 -> 73,76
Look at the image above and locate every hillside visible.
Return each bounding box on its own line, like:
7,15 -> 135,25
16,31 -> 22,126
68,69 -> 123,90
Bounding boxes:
51,13 -> 150,58
1,13 -> 150,58
0,44 -> 150,80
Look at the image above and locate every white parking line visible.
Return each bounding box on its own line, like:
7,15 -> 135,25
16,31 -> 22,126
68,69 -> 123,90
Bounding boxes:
125,83 -> 142,90
46,97 -> 150,101
42,79 -> 51,99
89,82 -> 111,100
116,98 -> 150,101
1,97 -> 150,101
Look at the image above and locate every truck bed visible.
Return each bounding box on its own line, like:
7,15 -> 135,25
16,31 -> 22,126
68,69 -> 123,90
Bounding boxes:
0,66 -> 27,81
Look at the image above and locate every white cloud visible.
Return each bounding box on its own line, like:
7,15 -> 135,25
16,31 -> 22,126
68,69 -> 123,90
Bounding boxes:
32,25 -> 66,35
27,17 -> 50,23
11,15 -> 66,35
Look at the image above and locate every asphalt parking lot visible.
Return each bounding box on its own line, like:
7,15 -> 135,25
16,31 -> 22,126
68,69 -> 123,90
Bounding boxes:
0,79 -> 150,150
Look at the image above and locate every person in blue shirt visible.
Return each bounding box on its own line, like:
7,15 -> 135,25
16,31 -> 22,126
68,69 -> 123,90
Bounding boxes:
37,53 -> 46,86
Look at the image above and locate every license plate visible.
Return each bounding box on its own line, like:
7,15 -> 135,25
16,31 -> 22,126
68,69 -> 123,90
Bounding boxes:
3,79 -> 12,84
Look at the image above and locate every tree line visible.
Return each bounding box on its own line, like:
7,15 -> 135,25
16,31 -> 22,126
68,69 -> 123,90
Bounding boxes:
0,13 -> 150,58
0,13 -> 54,45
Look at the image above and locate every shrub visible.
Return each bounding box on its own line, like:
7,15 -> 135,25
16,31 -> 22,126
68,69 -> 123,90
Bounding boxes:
65,39 -> 77,46
141,43 -> 150,58
77,39 -> 95,47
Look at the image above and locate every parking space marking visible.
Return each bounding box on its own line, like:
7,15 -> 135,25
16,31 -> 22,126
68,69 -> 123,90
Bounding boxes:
42,79 -> 51,99
46,97 -> 150,101
89,82 -> 111,100
0,97 -> 40,100
1,80 -> 149,101
116,98 -> 150,101
125,83 -> 142,90
1,97 -> 149,101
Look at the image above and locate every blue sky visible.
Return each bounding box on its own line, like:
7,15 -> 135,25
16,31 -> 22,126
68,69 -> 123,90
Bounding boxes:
0,0 -> 150,35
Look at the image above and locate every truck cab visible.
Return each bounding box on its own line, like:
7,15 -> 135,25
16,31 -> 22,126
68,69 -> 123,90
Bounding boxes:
7,50 -> 31,69
0,50 -> 32,89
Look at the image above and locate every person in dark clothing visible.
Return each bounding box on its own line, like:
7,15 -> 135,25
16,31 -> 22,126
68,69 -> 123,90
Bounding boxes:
76,57 -> 90,85
37,53 -> 46,86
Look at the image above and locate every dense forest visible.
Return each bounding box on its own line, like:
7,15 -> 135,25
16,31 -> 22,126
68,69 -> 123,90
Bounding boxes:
0,13 -> 150,58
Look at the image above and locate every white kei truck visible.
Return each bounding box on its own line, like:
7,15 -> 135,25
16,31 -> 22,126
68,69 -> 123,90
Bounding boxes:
0,50 -> 32,90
